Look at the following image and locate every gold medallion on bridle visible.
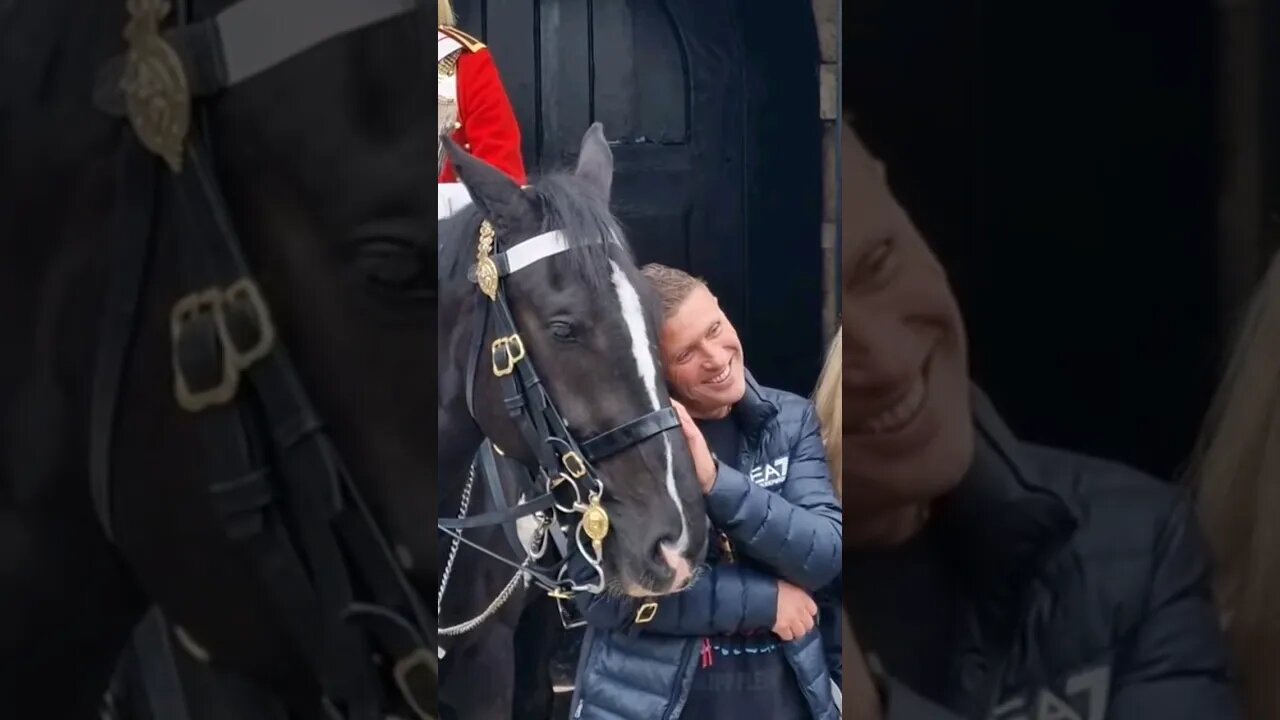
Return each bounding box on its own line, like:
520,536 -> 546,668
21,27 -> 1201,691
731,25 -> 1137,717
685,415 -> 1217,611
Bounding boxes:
121,0 -> 190,173
476,221 -> 499,300
476,258 -> 499,301
582,497 -> 610,557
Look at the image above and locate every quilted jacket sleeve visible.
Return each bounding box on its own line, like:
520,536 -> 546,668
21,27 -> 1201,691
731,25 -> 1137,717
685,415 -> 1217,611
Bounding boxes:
704,401 -> 842,591
1104,498 -> 1242,719
816,578 -> 843,688
569,553 -> 778,636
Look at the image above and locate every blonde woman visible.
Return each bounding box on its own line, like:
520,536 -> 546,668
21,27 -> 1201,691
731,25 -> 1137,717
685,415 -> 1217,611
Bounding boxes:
1189,248 -> 1280,719
815,328 -> 843,499
812,328 -> 846,715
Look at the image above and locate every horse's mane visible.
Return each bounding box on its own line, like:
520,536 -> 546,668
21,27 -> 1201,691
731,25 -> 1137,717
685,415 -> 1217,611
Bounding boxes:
439,171 -> 631,294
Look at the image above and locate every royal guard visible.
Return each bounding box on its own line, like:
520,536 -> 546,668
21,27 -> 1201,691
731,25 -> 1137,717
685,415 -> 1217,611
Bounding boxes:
438,0 -> 527,188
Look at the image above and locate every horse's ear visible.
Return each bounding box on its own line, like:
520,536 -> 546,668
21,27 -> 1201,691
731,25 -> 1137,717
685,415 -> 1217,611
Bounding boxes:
444,136 -> 535,230
574,123 -> 614,201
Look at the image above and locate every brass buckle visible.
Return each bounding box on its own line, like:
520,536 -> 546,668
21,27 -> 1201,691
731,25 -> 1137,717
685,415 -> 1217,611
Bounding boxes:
392,648 -> 436,720
562,451 -> 587,479
547,588 -> 574,600
221,278 -> 276,369
171,288 -> 238,412
635,602 -> 658,624
491,334 -> 526,376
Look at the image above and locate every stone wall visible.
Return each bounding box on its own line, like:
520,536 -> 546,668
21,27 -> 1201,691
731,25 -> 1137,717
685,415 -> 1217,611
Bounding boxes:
814,0 -> 840,345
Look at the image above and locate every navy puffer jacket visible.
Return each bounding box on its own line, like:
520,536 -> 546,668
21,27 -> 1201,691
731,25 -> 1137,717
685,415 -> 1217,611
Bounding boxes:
865,389 -> 1242,719
568,372 -> 843,720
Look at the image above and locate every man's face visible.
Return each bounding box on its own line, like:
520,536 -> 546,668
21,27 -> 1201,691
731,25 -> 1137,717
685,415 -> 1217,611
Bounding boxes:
842,122 -> 973,514
659,285 -> 747,418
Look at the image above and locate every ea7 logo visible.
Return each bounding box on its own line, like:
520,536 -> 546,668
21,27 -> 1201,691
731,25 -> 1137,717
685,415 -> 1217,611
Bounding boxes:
990,665 -> 1112,720
748,456 -> 789,488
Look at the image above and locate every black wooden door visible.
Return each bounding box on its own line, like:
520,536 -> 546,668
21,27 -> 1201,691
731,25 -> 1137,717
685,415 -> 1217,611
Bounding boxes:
846,0 -> 1221,477
454,0 -> 824,394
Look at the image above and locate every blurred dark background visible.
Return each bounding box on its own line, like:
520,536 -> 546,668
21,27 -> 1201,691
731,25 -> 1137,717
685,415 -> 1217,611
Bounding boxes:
845,0 -> 1280,479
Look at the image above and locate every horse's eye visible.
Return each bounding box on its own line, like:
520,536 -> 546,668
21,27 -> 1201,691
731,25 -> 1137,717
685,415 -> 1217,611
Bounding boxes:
354,237 -> 432,300
549,320 -> 577,342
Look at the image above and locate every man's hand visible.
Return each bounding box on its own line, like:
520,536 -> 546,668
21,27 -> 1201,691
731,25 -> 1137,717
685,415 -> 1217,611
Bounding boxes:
772,580 -> 817,641
671,400 -> 716,494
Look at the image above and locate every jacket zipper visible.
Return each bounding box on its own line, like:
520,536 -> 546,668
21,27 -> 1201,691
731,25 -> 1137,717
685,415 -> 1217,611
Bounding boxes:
977,575 -> 1044,720
661,638 -> 699,720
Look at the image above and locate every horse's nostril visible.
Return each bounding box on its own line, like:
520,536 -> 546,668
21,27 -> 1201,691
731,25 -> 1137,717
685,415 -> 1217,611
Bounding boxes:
651,535 -> 680,563
656,540 -> 694,592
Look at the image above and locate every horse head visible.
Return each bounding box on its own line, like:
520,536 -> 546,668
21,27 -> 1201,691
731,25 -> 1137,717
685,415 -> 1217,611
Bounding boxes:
439,124 -> 709,598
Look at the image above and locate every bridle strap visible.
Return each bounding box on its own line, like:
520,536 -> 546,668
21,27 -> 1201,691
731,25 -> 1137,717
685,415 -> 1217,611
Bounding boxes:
438,444 -> 568,596
173,139 -> 384,717
580,407 -> 681,463
90,132 -> 159,541
476,441 -> 532,563
187,134 -> 440,718
437,490 -> 554,531
463,291 -> 487,419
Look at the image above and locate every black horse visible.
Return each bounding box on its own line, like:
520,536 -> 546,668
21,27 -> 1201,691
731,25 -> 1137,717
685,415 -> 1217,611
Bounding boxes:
436,126 -> 710,719
2,1 -> 438,718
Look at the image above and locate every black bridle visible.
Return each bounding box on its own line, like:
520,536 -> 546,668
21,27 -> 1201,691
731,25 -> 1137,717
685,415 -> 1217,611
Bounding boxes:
436,219 -> 680,612
89,1 -> 434,719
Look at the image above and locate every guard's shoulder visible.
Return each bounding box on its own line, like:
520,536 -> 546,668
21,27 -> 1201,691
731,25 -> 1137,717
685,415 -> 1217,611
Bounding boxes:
438,26 -> 486,53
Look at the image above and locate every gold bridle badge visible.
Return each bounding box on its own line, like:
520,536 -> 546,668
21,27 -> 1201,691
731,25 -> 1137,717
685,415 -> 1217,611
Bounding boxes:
581,496 -> 610,557
121,0 -> 190,173
475,220 -> 499,301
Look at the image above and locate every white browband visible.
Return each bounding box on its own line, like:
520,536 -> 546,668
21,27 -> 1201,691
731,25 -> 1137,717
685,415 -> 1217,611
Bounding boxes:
498,229 -> 622,276
436,186 -> 621,275
500,230 -> 573,275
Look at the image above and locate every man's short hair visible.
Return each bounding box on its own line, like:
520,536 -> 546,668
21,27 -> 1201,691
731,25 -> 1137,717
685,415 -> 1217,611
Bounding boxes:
641,263 -> 707,319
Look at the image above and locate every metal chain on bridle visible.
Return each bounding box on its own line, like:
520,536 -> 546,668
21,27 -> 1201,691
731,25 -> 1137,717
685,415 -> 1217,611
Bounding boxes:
437,457 -> 547,638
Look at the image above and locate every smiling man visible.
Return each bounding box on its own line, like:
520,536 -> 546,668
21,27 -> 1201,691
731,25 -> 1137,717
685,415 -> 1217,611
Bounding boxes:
838,119 -> 1242,719
564,264 -> 842,720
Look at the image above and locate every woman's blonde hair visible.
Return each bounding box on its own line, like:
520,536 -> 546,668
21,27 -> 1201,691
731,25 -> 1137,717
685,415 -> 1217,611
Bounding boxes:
1189,248 -> 1280,719
438,0 -> 455,26
814,328 -> 842,500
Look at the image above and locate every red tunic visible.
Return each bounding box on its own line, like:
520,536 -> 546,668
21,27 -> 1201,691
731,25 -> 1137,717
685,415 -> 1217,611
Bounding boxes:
438,32 -> 527,185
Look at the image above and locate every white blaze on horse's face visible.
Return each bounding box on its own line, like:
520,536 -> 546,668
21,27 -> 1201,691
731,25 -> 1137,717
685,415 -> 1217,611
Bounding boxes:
609,260 -> 693,583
